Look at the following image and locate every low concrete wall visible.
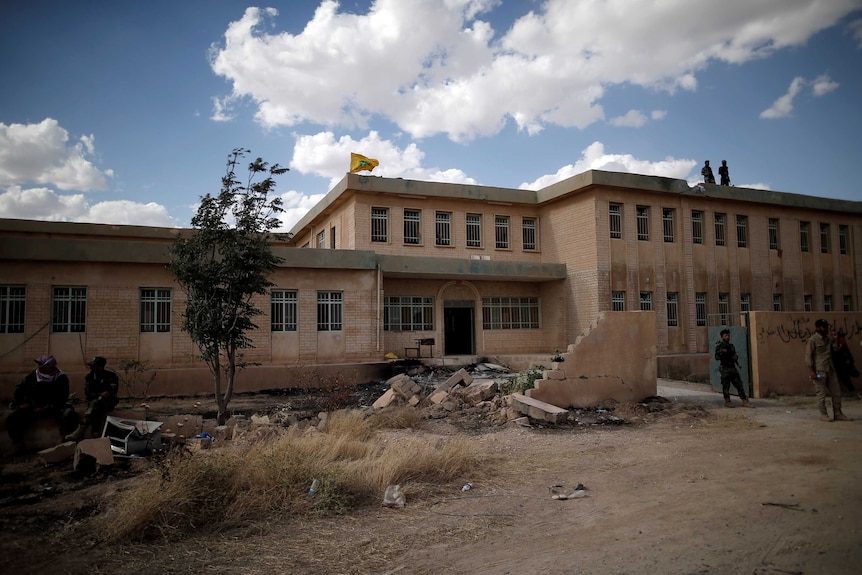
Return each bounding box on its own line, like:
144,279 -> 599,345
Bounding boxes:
527,311 -> 657,408
657,353 -> 710,382
749,311 -> 862,397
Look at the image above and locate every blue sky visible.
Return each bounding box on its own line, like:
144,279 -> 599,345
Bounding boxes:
1,0 -> 861,231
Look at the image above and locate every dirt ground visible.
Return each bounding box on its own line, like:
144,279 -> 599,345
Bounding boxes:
1,379 -> 860,575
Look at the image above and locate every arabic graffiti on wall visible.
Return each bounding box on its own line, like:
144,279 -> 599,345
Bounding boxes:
756,314 -> 862,344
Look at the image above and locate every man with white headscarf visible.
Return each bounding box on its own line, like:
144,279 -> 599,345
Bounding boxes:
6,355 -> 78,446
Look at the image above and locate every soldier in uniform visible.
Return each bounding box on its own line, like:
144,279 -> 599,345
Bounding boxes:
805,319 -> 851,422
65,356 -> 120,441
714,328 -> 751,408
718,160 -> 731,186
701,160 -> 716,184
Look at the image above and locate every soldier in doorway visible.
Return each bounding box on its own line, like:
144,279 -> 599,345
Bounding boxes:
714,329 -> 751,408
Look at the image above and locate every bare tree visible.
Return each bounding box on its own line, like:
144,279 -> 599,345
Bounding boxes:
170,149 -> 288,424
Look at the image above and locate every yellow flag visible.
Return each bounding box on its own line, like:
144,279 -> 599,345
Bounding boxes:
350,153 -> 379,173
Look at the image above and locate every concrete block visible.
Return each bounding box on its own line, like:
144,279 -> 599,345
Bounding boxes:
428,389 -> 449,405
438,368 -> 472,392
388,374 -> 417,399
74,437 -> 114,471
408,395 -> 421,407
38,441 -> 77,465
510,393 -> 569,424
373,388 -> 399,409
250,414 -> 271,426
462,379 -> 498,404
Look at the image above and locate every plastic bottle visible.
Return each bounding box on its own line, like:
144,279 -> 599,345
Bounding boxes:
308,479 -> 320,495
461,482 -> 473,492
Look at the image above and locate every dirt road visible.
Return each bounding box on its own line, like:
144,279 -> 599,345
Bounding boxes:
1,379 -> 860,575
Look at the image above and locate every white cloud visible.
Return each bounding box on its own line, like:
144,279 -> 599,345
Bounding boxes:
210,0 -> 860,141
609,110 -> 648,128
519,141 -> 697,190
811,73 -> 839,96
0,118 -> 112,191
759,76 -> 806,119
850,18 -> 862,47
651,110 -> 667,121
0,185 -> 178,227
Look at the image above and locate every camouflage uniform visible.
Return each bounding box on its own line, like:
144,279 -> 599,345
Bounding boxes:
714,339 -> 748,402
82,367 -> 120,433
805,332 -> 843,420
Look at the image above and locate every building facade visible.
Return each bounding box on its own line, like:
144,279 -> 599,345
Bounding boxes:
1,170 -> 860,396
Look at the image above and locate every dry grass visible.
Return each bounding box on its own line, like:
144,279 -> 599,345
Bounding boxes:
367,406 -> 422,429
105,409 -> 480,542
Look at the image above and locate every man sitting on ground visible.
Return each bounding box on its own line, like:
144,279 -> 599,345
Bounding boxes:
65,356 -> 120,441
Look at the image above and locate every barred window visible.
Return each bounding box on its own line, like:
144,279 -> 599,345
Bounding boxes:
384,296 -> 434,331
52,286 -> 86,333
609,203 -> 622,239
140,288 -> 171,333
820,223 -> 830,254
640,291 -> 653,311
316,230 -> 326,249
718,292 -> 729,325
317,291 -> 343,331
636,206 -> 649,241
773,294 -> 782,312
736,215 -> 748,248
695,292 -> 706,326
692,210 -> 704,244
824,295 -> 833,312
714,213 -> 726,246
768,218 -> 780,250
271,290 -> 298,332
844,295 -> 852,312
466,214 -> 482,247
611,291 -> 626,311
662,208 -> 674,242
839,225 -> 848,255
740,293 -> 751,313
436,212 -> 452,246
804,295 -> 812,312
371,208 -> 388,242
495,216 -> 510,249
0,286 -> 26,334
799,222 -> 809,253
404,209 -> 421,245
666,292 -> 679,326
522,217 -> 537,251
482,297 -> 540,329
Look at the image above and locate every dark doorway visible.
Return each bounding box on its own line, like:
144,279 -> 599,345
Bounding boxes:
444,301 -> 474,355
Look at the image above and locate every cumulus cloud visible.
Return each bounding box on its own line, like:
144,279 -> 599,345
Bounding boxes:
760,76 -> 806,119
0,185 -> 178,227
210,0 -> 860,141
811,74 -> 839,96
519,141 -> 697,190
609,110 -> 648,128
0,118 -> 112,191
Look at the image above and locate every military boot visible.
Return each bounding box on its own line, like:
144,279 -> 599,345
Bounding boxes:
834,411 -> 853,421
724,399 -> 733,408
819,409 -> 832,422
64,424 -> 87,442
741,399 -> 752,408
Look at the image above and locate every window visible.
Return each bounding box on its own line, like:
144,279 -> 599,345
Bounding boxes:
662,208 -> 675,242
384,296 -> 434,331
316,230 -> 326,249
522,217 -> 538,251
718,292 -> 729,325
773,294 -> 782,312
612,291 -> 626,311
820,223 -> 830,254
768,218 -> 780,250
435,212 -> 452,246
52,287 -> 86,333
844,295 -> 852,312
636,206 -> 649,241
695,292 -> 706,326
714,213 -> 726,246
482,297 -> 540,329
271,290 -> 298,332
824,295 -> 833,312
371,208 -> 388,242
666,292 -> 679,326
804,295 -> 813,312
839,225 -> 848,255
609,204 -> 622,239
740,293 -> 750,313
404,209 -> 421,245
466,214 -> 482,247
140,288 -> 171,333
317,291 -> 343,331
799,221 -> 809,253
639,291 -> 653,311
330,227 -> 336,249
495,216 -> 510,249
0,286 -> 26,334
691,210 -> 704,244
736,215 -> 748,248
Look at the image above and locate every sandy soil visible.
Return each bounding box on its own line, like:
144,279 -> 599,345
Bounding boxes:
1,380 -> 860,575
